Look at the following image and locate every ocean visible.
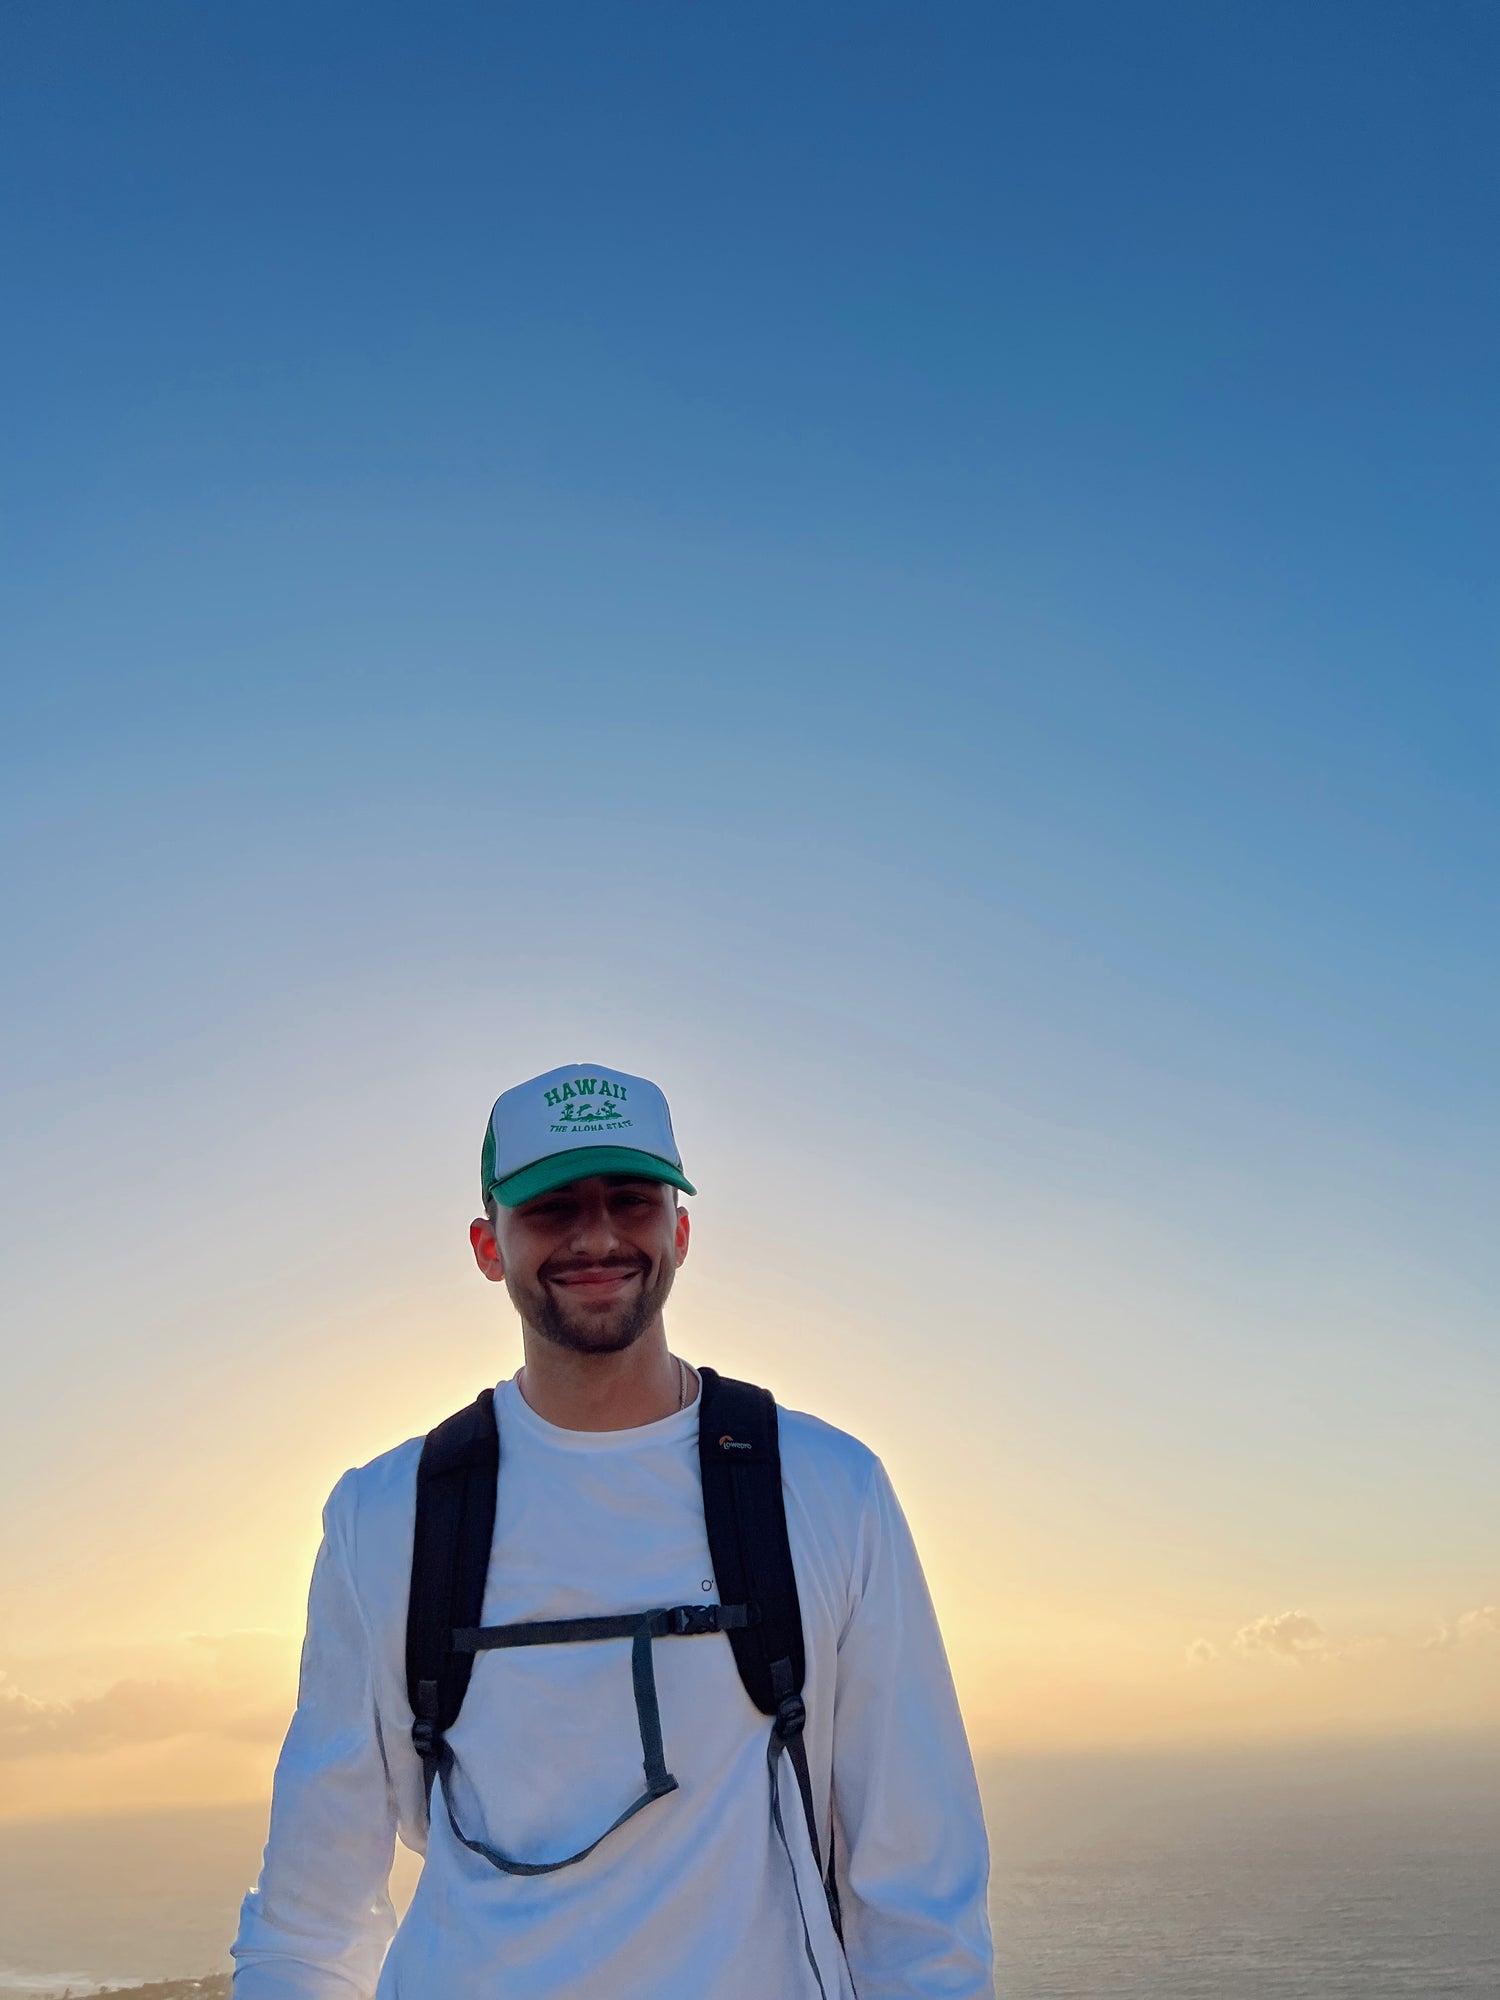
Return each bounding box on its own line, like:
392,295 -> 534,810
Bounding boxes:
2,1736 -> 1496,1998
985,1737 -> 1500,1997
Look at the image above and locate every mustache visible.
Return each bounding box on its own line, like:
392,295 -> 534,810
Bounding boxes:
541,1255 -> 650,1279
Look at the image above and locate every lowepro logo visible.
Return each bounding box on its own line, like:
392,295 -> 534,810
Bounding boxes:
719,1435 -> 753,1453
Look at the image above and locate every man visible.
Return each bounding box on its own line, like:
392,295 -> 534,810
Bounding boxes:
232,1063 -> 994,1999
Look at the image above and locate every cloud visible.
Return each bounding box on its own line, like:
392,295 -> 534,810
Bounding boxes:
1233,1610 -> 1330,1665
0,1631 -> 295,1761
1424,1604 -> 1500,1653
1207,1604 -> 1495,1669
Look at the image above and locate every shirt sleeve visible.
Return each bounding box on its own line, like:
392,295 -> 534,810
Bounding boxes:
232,1469 -> 402,2000
830,1457 -> 994,1999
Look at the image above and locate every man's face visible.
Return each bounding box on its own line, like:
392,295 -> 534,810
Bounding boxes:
470,1175 -> 690,1355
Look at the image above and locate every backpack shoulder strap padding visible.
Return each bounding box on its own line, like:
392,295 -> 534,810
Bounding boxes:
695,1367 -> 806,1715
406,1387 -> 499,1760
697,1366 -> 840,1950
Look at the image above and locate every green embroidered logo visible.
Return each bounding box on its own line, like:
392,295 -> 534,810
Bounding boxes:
552,1099 -> 624,1127
544,1076 -> 633,1136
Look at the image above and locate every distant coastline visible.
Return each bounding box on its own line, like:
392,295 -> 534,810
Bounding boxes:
85,1985 -> 228,2000
14,1985 -> 229,2000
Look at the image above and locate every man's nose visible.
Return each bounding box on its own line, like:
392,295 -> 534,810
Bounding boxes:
567,1197 -> 623,1257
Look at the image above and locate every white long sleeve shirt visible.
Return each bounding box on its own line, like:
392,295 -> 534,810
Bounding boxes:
232,1375 -> 993,1999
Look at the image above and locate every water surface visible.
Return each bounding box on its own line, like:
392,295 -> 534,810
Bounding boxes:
2,1736 -> 1496,1997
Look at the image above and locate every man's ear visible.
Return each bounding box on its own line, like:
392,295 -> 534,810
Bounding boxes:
470,1215 -> 507,1283
673,1201 -> 690,1269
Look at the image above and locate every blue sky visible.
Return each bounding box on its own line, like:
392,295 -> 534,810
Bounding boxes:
2,3 -> 1497,1773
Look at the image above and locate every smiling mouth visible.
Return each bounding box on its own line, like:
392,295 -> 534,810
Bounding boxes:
546,1265 -> 644,1297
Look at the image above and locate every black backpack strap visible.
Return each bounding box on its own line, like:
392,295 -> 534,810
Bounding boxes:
697,1368 -> 806,1712
406,1387 -> 499,1801
697,1367 -> 843,1970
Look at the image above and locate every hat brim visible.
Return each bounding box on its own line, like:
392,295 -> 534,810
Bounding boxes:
489,1147 -> 696,1209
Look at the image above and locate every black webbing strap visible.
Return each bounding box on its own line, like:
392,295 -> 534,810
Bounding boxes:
697,1368 -> 843,1978
454,1601 -> 751,1650
431,1605 -> 743,1876
767,1658 -> 833,1999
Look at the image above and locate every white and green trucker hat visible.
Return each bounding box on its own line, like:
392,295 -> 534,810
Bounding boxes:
481,1063 -> 696,1209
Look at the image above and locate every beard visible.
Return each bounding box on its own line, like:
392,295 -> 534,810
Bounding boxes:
514,1256 -> 678,1356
